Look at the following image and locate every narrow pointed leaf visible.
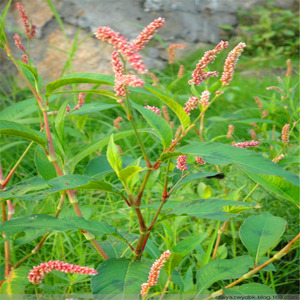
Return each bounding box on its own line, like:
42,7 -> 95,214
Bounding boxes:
224,283 -> 276,295
118,166 -> 145,186
107,134 -> 122,174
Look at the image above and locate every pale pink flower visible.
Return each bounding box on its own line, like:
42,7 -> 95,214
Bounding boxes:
177,65 -> 185,78
250,129 -> 256,140
111,51 -> 124,77
65,104 -> 71,114
145,105 -> 161,115
95,27 -> 147,74
148,72 -> 159,86
281,124 -> 290,143
273,154 -> 284,163
227,124 -> 234,139
162,106 -> 170,123
262,110 -> 268,118
199,90 -> 210,109
73,92 -> 85,110
14,34 -> 25,52
266,86 -> 284,94
21,54 -> 28,64
16,2 -> 36,39
28,260 -> 97,284
114,116 -> 122,130
189,40 -> 228,85
140,250 -> 171,296
220,42 -> 246,86
184,96 -> 199,114
176,155 -> 188,171
232,140 -> 260,148
132,17 -> 165,51
196,157 -> 206,165
167,44 -> 186,63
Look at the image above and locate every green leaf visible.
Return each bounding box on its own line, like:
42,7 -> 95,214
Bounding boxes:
91,258 -> 152,295
53,89 -> 118,100
0,266 -> 30,294
34,145 -> 57,180
0,120 -> 47,148
242,169 -> 300,206
118,166 -> 145,186
173,234 -> 207,256
0,0 -> 12,46
167,199 -> 253,221
132,102 -> 172,149
55,100 -> 69,144
107,134 -> 122,175
239,212 -> 287,263
67,130 -> 141,172
224,283 -> 276,295
13,59 -> 40,87
145,85 -> 190,130
67,103 -> 118,116
46,73 -> 114,94
174,172 -> 221,189
163,253 -> 183,277
85,155 -> 114,177
0,214 -> 116,238
197,256 -> 253,293
175,142 -> 299,186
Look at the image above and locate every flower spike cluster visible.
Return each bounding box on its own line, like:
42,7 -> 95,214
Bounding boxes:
16,2 -> 36,39
189,40 -> 228,85
14,34 -> 26,52
140,250 -> 171,297
232,140 -> 260,148
145,105 -> 161,115
196,157 -> 206,165
176,155 -> 188,171
132,17 -> 165,51
220,42 -> 246,86
184,96 -> 199,115
28,260 -> 98,284
199,90 -> 210,109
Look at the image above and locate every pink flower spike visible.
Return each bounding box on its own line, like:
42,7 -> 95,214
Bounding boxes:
227,124 -> 234,139
184,96 -> 199,115
16,2 -> 36,39
273,154 -> 284,163
73,92 -> 86,110
189,40 -> 228,86
21,54 -> 28,64
132,17 -> 165,51
167,44 -> 186,63
177,65 -> 185,78
200,90 -> 210,109
111,51 -> 124,77
176,155 -> 188,171
220,42 -> 246,86
232,140 -> 260,148
145,105 -> 161,116
196,157 -> 206,165
140,250 -> 171,296
14,34 -> 26,52
28,260 -> 98,285
114,116 -> 123,130
95,26 -> 147,74
281,124 -> 290,143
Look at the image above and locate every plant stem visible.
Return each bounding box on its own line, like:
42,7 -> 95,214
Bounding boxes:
1,202 -> 11,278
212,221 -> 229,259
136,169 -> 152,206
199,113 -> 205,141
159,276 -> 171,300
202,221 -> 220,266
204,233 -> 300,299
0,141 -> 33,189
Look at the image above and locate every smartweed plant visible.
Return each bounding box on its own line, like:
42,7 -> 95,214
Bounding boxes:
0,1 -> 299,297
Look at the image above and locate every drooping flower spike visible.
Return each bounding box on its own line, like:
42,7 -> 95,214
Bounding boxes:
167,44 -> 186,63
16,2 -> 36,39
28,260 -> 97,284
145,105 -> 161,116
232,140 -> 260,148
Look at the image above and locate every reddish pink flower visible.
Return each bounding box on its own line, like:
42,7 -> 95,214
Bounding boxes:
28,260 -> 97,284
111,51 -> 124,77
176,155 -> 188,171
14,34 -> 25,52
132,17 -> 165,51
95,27 -> 147,74
232,140 -> 260,148
73,92 -> 85,110
196,157 -> 206,165
140,250 -> 171,296
114,116 -> 123,130
145,105 -> 161,116
199,90 -> 210,109
273,154 -> 284,163
167,43 -> 186,63
16,2 -> 36,39
21,54 -> 28,64
220,42 -> 246,86
184,96 -> 199,115
177,65 -> 185,78
189,41 -> 228,85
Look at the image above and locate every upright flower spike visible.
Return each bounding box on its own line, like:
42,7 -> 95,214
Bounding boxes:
184,96 -> 199,115
95,27 -> 147,74
281,124 -> 290,143
140,250 -> 171,297
227,124 -> 234,139
16,2 -> 36,39
199,90 -> 210,109
176,155 -> 188,171
254,96 -> 263,111
189,40 -> 228,86
167,44 -> 186,63
21,54 -> 28,64
132,17 -> 165,51
232,140 -> 260,148
14,34 -> 26,52
28,260 -> 98,284
220,42 -> 246,86
113,116 -> 123,130
177,65 -> 185,78
73,92 -> 86,110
